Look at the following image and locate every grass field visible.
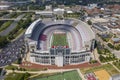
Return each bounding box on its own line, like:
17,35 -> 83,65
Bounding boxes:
5,65 -> 18,70
80,63 -> 120,76
52,33 -> 68,46
0,21 -> 12,32
5,72 -> 31,80
32,70 -> 82,80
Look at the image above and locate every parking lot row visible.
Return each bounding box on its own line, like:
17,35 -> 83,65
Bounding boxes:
0,35 -> 25,67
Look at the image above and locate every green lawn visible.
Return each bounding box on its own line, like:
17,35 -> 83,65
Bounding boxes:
52,33 -> 68,46
5,65 -> 18,70
0,21 -> 12,32
32,70 -> 82,80
80,64 -> 120,76
5,72 -> 31,80
113,61 -> 120,69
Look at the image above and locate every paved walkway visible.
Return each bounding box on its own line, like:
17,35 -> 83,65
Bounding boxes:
111,63 -> 120,72
100,61 -> 120,73
20,61 -> 101,69
6,67 -> 87,80
12,64 -> 19,67
93,48 -> 100,61
77,69 -> 86,80
6,69 -> 74,74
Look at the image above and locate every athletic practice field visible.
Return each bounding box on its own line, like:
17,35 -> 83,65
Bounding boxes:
52,33 -> 68,46
33,70 -> 82,80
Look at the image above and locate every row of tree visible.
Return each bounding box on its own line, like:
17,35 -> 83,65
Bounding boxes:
0,13 -> 32,48
0,36 -> 9,48
99,55 -> 116,63
8,14 -> 32,40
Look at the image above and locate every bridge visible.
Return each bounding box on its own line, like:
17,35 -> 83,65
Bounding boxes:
0,18 -> 26,21
0,10 -> 37,13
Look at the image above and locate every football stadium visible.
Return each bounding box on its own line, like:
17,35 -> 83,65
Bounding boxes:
25,19 -> 95,67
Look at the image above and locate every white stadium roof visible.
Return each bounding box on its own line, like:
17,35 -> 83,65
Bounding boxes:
53,8 -> 65,12
25,19 -> 41,37
35,11 -> 53,14
0,5 -> 10,8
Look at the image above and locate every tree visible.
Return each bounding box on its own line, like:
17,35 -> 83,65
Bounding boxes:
107,43 -> 114,49
0,36 -> 9,48
12,68 -> 15,72
99,55 -> 105,62
23,72 -> 31,80
87,20 -> 92,25
17,57 -> 22,64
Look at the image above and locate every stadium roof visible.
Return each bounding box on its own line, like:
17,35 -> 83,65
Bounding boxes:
53,8 -> 65,12
26,19 -> 95,41
110,74 -> 120,80
25,19 -> 41,37
35,11 -> 53,15
0,5 -> 9,8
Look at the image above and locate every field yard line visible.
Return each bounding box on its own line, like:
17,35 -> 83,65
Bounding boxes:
6,69 -> 74,74
67,32 -> 71,48
50,33 -> 53,48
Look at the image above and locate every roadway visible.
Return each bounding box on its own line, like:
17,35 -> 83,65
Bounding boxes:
0,10 -> 39,13
0,18 -> 26,21
0,14 -> 25,36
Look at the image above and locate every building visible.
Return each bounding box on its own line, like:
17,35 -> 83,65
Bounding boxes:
32,0 -> 51,5
92,23 -> 109,34
53,8 -> 65,15
0,68 -> 6,80
35,11 -> 53,17
87,4 -> 98,9
45,5 -> 52,10
110,74 -> 120,80
35,8 -> 65,17
25,19 -> 95,67
111,38 -> 120,45
0,5 -> 10,10
0,1 -> 11,10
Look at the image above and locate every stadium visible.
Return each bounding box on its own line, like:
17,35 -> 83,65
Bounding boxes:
25,19 -> 95,67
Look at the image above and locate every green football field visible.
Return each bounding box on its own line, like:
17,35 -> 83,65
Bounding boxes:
52,33 -> 68,46
34,70 -> 82,80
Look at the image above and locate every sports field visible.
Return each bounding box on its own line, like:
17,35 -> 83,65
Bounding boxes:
52,33 -> 68,46
94,70 -> 110,80
33,70 -> 82,80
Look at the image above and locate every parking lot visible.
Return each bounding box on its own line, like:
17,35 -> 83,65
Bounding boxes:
0,35 -> 25,67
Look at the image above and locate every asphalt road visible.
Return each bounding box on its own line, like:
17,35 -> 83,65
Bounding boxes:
0,14 -> 25,36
